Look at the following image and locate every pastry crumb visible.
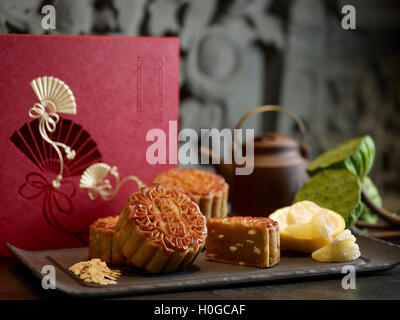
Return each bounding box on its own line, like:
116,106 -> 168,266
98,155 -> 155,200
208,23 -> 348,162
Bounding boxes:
69,258 -> 121,285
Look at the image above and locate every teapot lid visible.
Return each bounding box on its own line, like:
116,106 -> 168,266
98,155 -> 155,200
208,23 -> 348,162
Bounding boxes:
253,133 -> 299,150
244,132 -> 310,163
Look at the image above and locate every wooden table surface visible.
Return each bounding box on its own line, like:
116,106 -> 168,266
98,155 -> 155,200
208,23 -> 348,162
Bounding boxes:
1,252 -> 400,300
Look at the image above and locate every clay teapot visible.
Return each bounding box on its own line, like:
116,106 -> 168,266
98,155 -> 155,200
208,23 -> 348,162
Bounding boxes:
200,105 -> 310,217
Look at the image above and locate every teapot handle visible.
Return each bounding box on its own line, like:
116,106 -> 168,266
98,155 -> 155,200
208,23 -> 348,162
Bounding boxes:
234,105 -> 307,143
234,105 -> 309,158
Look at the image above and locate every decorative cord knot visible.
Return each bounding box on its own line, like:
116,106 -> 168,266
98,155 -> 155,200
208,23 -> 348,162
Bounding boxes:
28,102 -> 75,188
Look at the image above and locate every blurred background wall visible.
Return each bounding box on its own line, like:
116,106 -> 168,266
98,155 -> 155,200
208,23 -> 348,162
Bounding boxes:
0,0 -> 399,210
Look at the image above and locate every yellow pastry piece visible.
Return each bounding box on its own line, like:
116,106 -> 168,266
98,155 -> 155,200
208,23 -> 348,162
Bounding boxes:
312,229 -> 361,262
269,201 -> 346,253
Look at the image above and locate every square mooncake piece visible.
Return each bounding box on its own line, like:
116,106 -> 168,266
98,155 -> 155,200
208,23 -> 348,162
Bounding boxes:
205,217 -> 280,268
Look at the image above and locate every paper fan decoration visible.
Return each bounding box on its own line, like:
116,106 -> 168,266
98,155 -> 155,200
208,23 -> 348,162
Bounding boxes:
24,76 -> 80,188
10,118 -> 102,179
80,162 -> 145,201
80,163 -> 111,190
30,76 -> 76,115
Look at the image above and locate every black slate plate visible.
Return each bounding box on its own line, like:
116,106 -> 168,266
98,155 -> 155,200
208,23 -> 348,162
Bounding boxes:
5,232 -> 400,298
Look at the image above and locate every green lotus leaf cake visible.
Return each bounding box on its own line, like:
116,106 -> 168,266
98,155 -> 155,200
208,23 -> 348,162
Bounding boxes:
294,169 -> 363,226
307,135 -> 375,180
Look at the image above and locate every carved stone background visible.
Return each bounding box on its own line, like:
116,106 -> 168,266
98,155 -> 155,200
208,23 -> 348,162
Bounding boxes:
1,0 -> 399,210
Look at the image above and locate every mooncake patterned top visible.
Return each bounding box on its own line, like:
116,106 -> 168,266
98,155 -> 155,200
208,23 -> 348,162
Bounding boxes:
126,184 -> 207,253
153,168 -> 228,198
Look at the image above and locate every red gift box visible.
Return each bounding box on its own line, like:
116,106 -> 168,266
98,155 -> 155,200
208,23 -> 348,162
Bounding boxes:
0,34 -> 179,256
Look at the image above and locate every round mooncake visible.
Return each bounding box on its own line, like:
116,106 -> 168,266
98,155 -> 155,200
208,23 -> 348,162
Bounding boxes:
115,184 -> 207,273
89,216 -> 128,265
152,168 -> 229,219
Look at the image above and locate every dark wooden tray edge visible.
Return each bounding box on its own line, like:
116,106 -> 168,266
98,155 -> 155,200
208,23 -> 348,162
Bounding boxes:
5,234 -> 400,298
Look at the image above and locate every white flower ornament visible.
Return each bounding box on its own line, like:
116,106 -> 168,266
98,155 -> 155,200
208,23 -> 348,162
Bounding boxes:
80,163 -> 145,201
